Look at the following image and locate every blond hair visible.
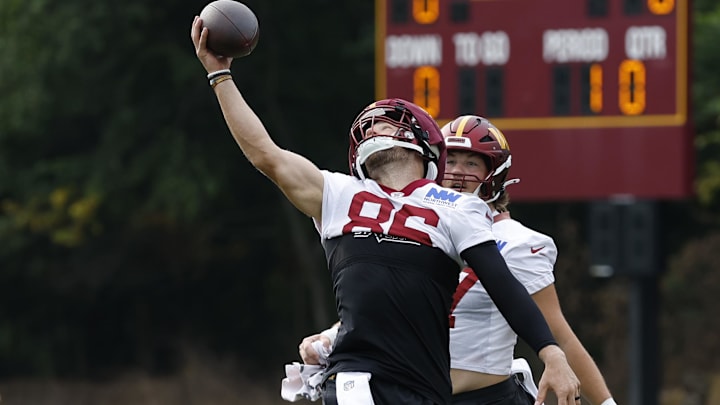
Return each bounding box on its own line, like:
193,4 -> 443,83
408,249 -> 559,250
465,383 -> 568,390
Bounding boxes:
490,191 -> 510,213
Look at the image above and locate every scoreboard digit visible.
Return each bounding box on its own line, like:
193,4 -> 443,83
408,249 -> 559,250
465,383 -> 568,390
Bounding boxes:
376,0 -> 693,200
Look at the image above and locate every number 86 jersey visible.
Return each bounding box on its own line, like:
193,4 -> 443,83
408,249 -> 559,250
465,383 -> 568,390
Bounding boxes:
315,171 -> 495,263
313,171 -> 496,405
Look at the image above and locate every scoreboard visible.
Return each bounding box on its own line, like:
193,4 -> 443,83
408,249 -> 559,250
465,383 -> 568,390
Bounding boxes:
375,0 -> 693,200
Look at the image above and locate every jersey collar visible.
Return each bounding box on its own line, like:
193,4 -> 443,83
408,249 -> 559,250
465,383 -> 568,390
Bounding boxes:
493,210 -> 511,223
378,178 -> 434,196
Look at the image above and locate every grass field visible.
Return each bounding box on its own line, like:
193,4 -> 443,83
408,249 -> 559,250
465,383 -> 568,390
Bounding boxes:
0,350 -> 290,405
0,372 -> 288,405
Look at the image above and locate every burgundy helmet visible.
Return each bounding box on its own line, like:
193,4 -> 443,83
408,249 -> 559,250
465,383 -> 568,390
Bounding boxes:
348,98 -> 445,181
441,115 -> 517,202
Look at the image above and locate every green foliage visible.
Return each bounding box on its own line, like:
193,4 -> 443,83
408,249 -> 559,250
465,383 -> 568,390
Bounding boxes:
0,0 -> 374,377
661,232 -> 720,383
693,2 -> 720,207
696,137 -> 720,206
1,187 -> 101,247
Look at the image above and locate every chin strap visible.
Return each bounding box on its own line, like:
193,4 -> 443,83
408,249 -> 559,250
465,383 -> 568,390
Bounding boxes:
483,177 -> 521,203
354,137 -> 440,181
354,136 -> 425,180
425,161 -> 438,180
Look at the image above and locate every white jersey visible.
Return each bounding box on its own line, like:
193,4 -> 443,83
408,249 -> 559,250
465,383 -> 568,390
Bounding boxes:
316,171 -> 495,264
449,216 -> 557,375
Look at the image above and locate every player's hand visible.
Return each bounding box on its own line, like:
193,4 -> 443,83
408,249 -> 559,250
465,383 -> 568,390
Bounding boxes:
190,16 -> 232,73
298,333 -> 332,365
536,345 -> 581,405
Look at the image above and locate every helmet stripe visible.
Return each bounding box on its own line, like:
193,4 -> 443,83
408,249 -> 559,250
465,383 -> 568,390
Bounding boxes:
488,127 -> 510,150
455,115 -> 473,137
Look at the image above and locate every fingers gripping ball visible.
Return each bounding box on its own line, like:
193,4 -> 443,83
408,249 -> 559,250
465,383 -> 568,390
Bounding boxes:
199,0 -> 259,58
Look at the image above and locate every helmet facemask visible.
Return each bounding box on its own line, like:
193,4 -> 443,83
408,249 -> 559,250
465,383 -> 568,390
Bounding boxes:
348,99 -> 444,181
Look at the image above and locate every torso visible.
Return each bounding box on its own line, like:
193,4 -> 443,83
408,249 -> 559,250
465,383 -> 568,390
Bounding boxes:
451,368 -> 510,394
448,215 -> 557,392
316,171 -> 496,404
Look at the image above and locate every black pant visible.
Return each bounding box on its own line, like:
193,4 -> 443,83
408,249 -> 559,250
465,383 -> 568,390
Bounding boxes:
322,374 -> 439,405
451,376 -> 534,405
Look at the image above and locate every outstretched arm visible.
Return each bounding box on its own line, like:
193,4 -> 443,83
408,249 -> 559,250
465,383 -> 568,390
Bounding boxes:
461,242 -> 580,405
190,16 -> 324,219
534,285 -> 615,405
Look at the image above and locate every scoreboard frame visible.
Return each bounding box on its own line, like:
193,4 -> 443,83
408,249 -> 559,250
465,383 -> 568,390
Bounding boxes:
375,0 -> 693,201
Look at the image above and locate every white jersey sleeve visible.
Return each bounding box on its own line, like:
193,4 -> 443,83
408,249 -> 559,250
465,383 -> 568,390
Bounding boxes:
449,217 -> 556,375
494,218 -> 556,294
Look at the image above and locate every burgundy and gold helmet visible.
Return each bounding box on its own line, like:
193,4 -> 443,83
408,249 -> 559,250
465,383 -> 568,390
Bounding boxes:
441,115 -> 517,202
348,98 -> 445,181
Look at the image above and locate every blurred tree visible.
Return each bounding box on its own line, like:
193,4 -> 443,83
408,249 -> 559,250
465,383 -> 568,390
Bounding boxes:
693,0 -> 720,209
0,0 -> 373,378
662,232 -> 720,390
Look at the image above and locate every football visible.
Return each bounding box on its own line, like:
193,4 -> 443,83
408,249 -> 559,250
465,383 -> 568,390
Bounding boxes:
199,0 -> 259,58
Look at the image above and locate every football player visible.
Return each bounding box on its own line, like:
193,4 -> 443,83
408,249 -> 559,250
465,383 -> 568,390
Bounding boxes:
191,16 -> 579,405
298,117 -> 614,405
442,116 -> 616,405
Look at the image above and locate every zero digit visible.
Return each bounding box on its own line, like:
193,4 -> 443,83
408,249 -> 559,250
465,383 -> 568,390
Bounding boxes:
618,59 -> 646,115
413,0 -> 439,24
648,0 -> 674,15
414,66 -> 441,117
